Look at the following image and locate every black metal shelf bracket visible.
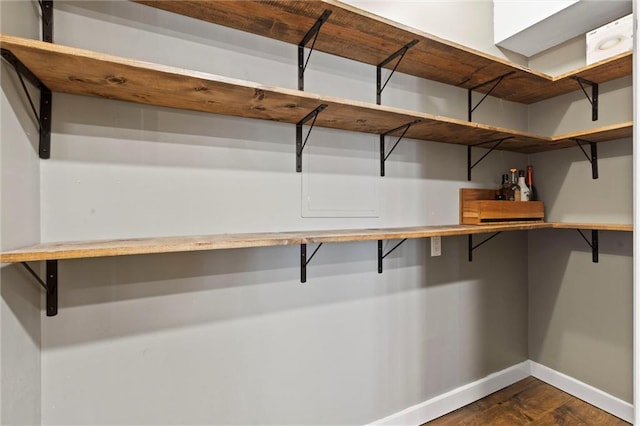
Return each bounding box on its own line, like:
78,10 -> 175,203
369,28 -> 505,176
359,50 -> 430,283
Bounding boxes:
296,104 -> 328,172
298,9 -> 332,91
376,39 -> 419,105
574,138 -> 598,179
468,71 -> 515,122
572,76 -> 598,121
378,239 -> 408,273
467,137 -> 512,181
576,229 -> 599,263
468,232 -> 501,261
300,243 -> 323,283
39,0 -> 54,43
21,260 -> 58,316
380,119 -> 421,176
1,49 -> 53,159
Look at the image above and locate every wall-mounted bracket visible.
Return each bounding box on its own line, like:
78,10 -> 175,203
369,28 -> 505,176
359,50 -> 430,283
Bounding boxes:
1,49 -> 53,159
576,229 -> 599,263
21,260 -> 58,316
376,39 -> 419,105
468,71 -> 515,122
300,243 -> 323,283
39,0 -> 54,43
468,232 -> 501,261
298,9 -> 332,91
296,104 -> 328,172
574,139 -> 598,179
467,137 -> 512,181
380,119 -> 421,176
378,239 -> 408,273
572,76 -> 598,121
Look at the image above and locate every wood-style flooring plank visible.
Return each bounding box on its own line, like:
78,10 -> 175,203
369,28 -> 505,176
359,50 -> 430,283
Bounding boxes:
427,377 -> 630,425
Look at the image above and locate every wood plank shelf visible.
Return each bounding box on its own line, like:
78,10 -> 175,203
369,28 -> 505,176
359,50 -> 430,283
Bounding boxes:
0,35 -> 632,155
1,222 -> 631,263
134,0 -> 632,104
549,223 -> 633,232
5,222 -> 629,316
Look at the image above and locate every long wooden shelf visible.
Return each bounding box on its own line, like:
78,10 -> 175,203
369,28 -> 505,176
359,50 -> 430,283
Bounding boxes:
0,35 -> 632,154
0,223 -> 631,263
134,0 -> 632,104
549,223 -> 633,232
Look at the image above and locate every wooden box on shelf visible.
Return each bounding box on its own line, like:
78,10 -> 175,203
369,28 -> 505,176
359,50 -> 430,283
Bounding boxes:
460,188 -> 545,225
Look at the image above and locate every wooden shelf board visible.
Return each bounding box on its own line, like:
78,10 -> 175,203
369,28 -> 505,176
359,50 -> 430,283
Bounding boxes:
134,0 -> 632,104
550,223 -> 633,232
301,223 -> 549,244
2,222 -> 630,263
0,232 -> 307,263
0,36 -> 630,155
520,121 -> 634,153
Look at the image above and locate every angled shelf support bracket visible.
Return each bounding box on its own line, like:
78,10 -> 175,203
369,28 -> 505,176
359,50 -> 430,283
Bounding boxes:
576,229 -> 599,263
296,104 -> 328,172
468,232 -> 501,261
467,137 -> 512,181
298,9 -> 332,91
1,49 -> 53,159
574,138 -> 598,179
300,243 -> 323,283
468,71 -> 515,122
39,0 -> 54,43
572,76 -> 598,121
21,260 -> 58,316
376,39 -> 419,105
378,239 -> 408,273
380,119 -> 421,176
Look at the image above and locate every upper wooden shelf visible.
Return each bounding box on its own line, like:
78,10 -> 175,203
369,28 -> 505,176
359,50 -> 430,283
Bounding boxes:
0,222 -> 631,263
134,0 -> 632,104
0,35 -> 632,155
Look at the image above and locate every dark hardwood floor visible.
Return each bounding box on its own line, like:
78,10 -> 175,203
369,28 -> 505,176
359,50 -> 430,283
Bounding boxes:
426,377 -> 629,425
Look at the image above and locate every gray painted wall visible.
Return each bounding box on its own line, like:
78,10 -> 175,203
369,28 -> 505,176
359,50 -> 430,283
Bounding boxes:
0,0 -> 633,423
35,1 -> 530,424
0,1 -> 42,424
527,30 -> 633,403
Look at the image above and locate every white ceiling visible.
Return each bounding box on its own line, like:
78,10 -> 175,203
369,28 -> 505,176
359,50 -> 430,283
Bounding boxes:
494,0 -> 632,57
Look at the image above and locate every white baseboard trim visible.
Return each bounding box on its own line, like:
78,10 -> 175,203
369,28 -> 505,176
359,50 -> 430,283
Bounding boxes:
367,361 -> 531,425
367,360 -> 634,425
529,361 -> 634,424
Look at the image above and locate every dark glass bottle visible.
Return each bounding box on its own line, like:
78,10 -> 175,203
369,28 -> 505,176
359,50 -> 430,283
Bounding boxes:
526,165 -> 538,201
498,173 -> 510,200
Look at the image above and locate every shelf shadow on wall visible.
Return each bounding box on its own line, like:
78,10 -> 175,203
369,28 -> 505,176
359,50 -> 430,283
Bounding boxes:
0,264 -> 41,348
1,59 -> 41,155
47,92 -> 515,183
530,136 -> 632,222
529,77 -> 632,136
43,240 -> 418,348
41,232 -> 528,350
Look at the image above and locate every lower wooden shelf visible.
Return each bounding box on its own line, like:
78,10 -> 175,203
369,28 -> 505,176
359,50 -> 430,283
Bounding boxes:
0,222 -> 631,263
3,222 -> 630,317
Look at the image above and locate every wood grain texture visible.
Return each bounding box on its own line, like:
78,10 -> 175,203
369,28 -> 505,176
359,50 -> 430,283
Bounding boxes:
0,232 -> 307,262
525,121 -> 634,153
460,188 -> 544,224
550,223 -> 633,232
427,377 -> 629,425
133,0 -> 632,103
1,222 -> 630,263
0,36 -> 631,154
